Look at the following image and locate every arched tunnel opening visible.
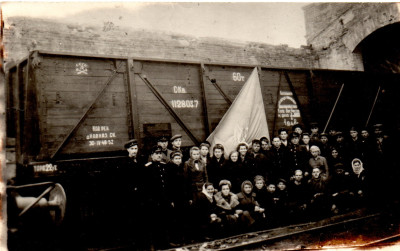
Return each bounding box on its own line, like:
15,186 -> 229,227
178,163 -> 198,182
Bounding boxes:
354,22 -> 400,132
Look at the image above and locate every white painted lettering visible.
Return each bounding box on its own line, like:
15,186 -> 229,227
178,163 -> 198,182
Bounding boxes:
171,99 -> 199,109
33,164 -> 58,173
232,72 -> 245,82
173,86 -> 187,93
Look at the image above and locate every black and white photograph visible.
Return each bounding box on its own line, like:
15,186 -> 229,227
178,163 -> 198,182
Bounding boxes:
1,2 -> 400,250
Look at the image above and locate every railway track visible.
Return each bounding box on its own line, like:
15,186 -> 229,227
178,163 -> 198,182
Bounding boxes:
168,209 -> 383,251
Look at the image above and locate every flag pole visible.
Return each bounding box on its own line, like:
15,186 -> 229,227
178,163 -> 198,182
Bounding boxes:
365,86 -> 381,127
323,83 -> 344,133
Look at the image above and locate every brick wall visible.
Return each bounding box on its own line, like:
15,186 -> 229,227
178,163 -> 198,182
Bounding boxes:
3,17 -> 314,70
303,2 -> 400,71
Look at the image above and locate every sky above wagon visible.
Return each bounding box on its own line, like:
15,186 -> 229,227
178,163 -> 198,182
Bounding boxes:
2,2 -> 309,48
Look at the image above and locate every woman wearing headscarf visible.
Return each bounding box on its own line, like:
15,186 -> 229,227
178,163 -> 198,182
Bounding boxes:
349,158 -> 368,207
194,182 -> 221,240
236,180 -> 263,230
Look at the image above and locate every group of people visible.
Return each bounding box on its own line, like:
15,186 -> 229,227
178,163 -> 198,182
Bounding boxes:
118,122 -> 395,249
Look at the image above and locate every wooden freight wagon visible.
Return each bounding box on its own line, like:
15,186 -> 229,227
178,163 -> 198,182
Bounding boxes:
6,51 -> 400,248
6,50 -> 400,178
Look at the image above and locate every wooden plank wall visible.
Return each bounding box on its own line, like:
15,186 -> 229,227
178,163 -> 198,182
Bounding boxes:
204,65 -> 253,132
135,61 -> 206,148
19,52 -> 393,163
34,55 -> 131,158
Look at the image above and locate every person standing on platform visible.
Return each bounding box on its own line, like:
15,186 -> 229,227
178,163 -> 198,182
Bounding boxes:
116,139 -> 145,248
143,146 -> 174,249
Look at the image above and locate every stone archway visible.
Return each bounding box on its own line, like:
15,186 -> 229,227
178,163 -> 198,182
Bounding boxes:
352,22 -> 400,131
355,22 -> 400,73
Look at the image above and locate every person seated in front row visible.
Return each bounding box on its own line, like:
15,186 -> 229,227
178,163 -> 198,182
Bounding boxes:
276,179 -> 289,224
287,170 -> 308,223
349,158 -> 368,206
264,182 -> 279,227
214,180 -> 241,236
194,182 -> 221,240
328,163 -> 352,214
252,175 -> 268,227
236,180 -> 264,231
307,167 -> 329,219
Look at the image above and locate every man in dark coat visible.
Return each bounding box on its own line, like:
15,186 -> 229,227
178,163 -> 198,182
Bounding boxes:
267,136 -> 290,182
287,132 -> 308,177
347,127 -> 363,160
158,135 -> 172,163
114,139 -> 145,247
208,144 -> 226,186
143,146 -> 174,249
166,151 -> 188,244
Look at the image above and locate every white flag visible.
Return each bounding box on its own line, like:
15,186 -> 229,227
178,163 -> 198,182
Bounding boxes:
207,67 -> 270,157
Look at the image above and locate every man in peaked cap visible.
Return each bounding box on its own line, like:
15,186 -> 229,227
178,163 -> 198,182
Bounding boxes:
372,123 -> 384,136
170,134 -> 182,151
292,124 -> 303,136
124,139 -> 138,152
309,122 -> 321,146
142,145 -> 174,249
348,126 -> 362,160
334,131 -> 348,159
157,135 -> 172,163
115,139 -> 145,247
288,132 -> 307,175
319,132 -> 330,157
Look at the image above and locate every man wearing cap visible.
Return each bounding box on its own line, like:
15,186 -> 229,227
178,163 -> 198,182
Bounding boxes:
158,135 -> 172,163
170,134 -> 182,151
170,134 -> 190,161
121,139 -> 144,195
333,131 -> 348,161
328,127 -> 337,143
287,132 -> 307,176
372,123 -> 383,137
143,145 -> 174,249
292,124 -> 303,137
348,127 -> 362,160
319,133 -> 331,157
118,139 -> 145,247
166,150 -> 187,244
309,122 -> 321,146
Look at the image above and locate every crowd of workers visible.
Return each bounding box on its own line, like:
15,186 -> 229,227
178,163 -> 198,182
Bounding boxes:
116,122 -> 395,249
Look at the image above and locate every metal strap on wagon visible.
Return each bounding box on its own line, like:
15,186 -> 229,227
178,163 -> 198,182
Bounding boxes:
137,74 -> 200,146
